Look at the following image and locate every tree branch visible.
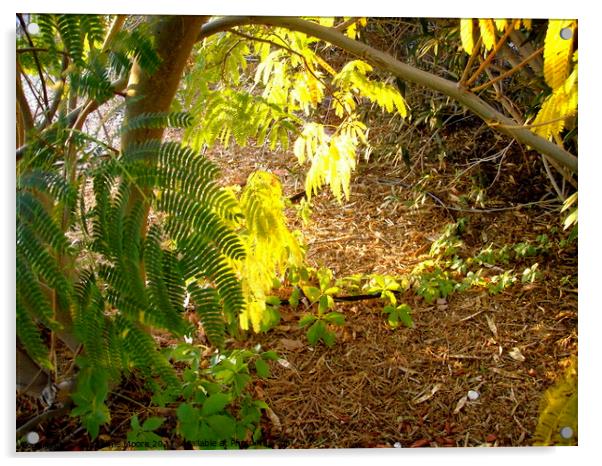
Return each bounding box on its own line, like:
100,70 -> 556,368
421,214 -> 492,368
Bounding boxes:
471,46 -> 544,93
509,30 -> 543,76
198,17 -> 577,174
39,53 -> 70,128
17,14 -> 49,116
16,62 -> 34,134
101,15 -> 127,52
334,17 -> 361,32
16,404 -> 71,438
16,76 -> 128,162
465,20 -> 519,87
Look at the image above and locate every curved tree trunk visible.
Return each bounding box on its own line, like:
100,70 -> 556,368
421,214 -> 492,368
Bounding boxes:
122,15 -> 208,150
121,14 -> 208,280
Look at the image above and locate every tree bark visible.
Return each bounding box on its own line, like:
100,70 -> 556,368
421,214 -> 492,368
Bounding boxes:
122,15 -> 208,150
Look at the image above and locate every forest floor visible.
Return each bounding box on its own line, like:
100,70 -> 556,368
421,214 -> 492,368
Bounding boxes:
209,126 -> 578,448
16,123 -> 578,450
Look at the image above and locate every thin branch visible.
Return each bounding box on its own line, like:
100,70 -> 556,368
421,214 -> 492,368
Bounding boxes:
101,15 -> 127,53
547,156 -> 578,190
484,67 -> 524,124
465,20 -> 519,87
16,76 -> 128,162
19,67 -> 45,114
62,99 -> 99,229
492,115 -> 569,131
16,14 -> 49,114
434,199 -> 559,213
542,153 -> 566,201
458,36 -> 483,86
16,63 -> 35,133
17,47 -> 69,56
43,53 -> 69,126
334,17 -> 361,32
230,29 -> 323,79
16,404 -> 71,438
471,46 -> 544,93
509,30 -> 543,75
487,141 -> 513,189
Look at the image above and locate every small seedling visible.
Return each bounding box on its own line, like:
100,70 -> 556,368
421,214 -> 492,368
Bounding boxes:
414,267 -> 456,303
382,303 -> 414,328
521,263 -> 541,283
487,270 -> 517,295
298,267 -> 345,346
127,415 -> 166,450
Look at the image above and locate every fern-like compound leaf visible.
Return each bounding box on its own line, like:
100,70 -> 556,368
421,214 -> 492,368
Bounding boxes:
122,112 -> 194,134
533,357 -> 578,445
17,298 -> 53,370
460,19 -> 475,55
187,283 -> 225,348
144,226 -> 191,336
478,19 -> 496,51
533,62 -> 577,139
117,316 -> 180,388
543,20 -> 576,91
56,15 -> 84,65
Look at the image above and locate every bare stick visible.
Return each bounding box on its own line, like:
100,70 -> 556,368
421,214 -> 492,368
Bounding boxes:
459,36 -> 483,86
17,14 -> 49,115
542,154 -> 566,201
16,405 -> 71,438
471,47 -> 544,93
465,20 -> 519,87
334,17 -> 361,32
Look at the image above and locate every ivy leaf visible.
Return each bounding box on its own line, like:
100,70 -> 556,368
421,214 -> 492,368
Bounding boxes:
84,405 -> 110,440
177,403 -> 200,440
177,403 -> 200,423
318,294 -> 330,313
387,312 -> 400,328
202,393 -> 231,417
130,415 -> 141,431
142,416 -> 165,431
206,414 -> 237,439
317,267 -> 333,290
302,286 -> 322,303
254,358 -> 270,378
323,311 -> 345,326
261,350 -> 279,361
306,320 -> 323,345
299,313 -> 317,327
289,287 -> 301,308
322,329 -> 336,347
382,290 -> 397,305
397,304 -> 414,328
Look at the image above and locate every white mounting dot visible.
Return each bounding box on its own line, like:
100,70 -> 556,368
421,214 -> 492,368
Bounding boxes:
26,431 -> 40,444
560,426 -> 574,439
27,23 -> 40,35
560,27 -> 573,40
467,390 -> 480,401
